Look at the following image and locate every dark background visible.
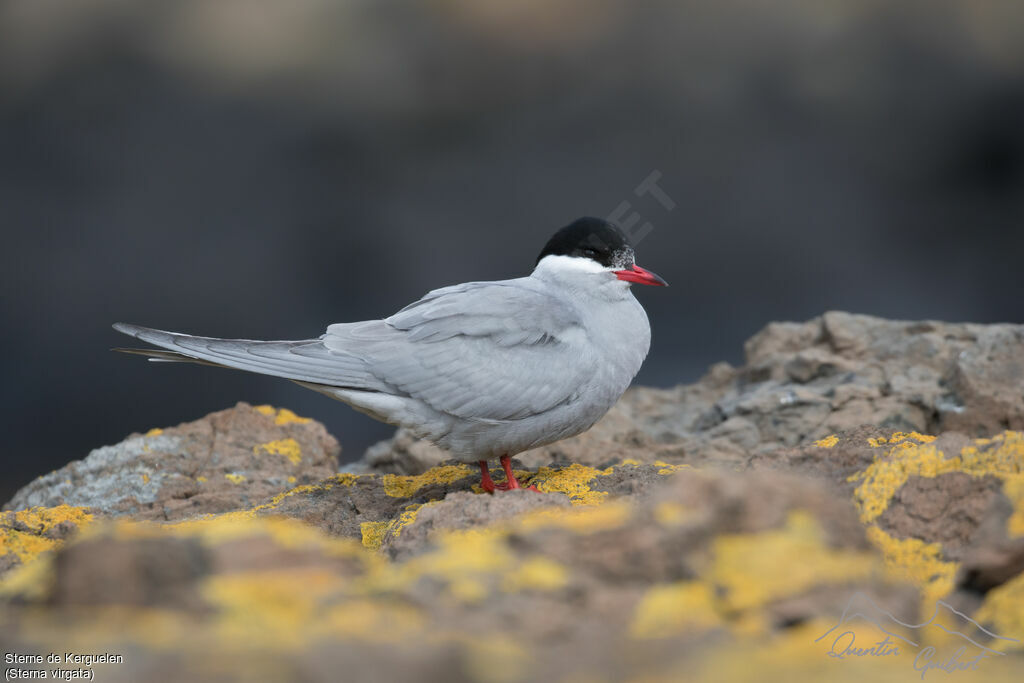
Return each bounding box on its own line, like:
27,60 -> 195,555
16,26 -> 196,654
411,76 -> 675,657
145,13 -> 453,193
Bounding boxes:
2,1 -> 1022,502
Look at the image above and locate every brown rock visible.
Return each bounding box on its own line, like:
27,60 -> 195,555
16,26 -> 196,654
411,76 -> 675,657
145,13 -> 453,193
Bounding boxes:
49,535 -> 210,610
4,403 -> 340,520
876,473 -> 1006,560
0,468 -> 921,683
382,489 -> 572,560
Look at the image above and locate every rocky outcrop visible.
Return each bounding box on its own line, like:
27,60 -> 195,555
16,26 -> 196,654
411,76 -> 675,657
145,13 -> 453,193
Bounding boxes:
2,313 -> 1023,682
4,403 -> 340,520
0,467 -> 922,683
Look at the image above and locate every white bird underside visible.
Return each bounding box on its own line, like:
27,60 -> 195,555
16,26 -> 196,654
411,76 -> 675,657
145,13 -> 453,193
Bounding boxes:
114,259 -> 652,462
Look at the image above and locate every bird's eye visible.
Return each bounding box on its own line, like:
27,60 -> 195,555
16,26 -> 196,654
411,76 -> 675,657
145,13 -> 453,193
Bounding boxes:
582,247 -> 599,256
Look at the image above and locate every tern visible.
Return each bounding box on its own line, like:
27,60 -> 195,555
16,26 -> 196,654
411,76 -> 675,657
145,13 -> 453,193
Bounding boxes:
114,217 -> 666,493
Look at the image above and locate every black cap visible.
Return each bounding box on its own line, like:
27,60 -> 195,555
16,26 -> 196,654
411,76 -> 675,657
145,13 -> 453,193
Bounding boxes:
535,217 -> 634,269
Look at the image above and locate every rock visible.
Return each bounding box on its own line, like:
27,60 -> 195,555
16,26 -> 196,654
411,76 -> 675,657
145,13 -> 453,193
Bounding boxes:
0,469 -> 924,683
0,505 -> 94,578
241,459 -> 687,548
4,426 -> 1022,681
752,428 -> 1024,611
0,452 -> 690,582
381,489 -> 572,560
50,535 -> 211,609
355,312 -> 1024,474
355,428 -> 449,475
3,313 -> 1024,682
4,403 -> 340,520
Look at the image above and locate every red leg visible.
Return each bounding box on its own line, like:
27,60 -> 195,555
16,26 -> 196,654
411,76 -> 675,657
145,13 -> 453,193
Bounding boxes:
478,460 -> 497,494
495,455 -> 539,492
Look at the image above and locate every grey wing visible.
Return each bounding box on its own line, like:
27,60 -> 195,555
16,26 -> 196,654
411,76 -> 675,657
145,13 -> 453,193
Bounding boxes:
324,281 -> 592,422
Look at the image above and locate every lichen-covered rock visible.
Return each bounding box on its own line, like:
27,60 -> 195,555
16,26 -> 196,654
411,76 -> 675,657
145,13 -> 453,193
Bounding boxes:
379,489 -> 572,560
3,313 -> 1024,682
4,403 -> 340,520
749,429 -> 1024,610
0,505 -> 94,578
2,432 -> 1023,681
356,312 -> 1024,474
216,459 -> 688,550
0,468 -> 927,683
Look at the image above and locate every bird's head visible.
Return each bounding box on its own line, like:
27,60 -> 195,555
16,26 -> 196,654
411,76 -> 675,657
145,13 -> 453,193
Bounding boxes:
533,217 -> 668,288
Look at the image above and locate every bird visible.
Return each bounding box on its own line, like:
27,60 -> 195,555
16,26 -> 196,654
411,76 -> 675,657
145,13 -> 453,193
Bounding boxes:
113,217 -> 667,493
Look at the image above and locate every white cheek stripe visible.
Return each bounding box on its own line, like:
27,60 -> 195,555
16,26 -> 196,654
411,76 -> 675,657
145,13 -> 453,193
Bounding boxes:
533,254 -> 610,276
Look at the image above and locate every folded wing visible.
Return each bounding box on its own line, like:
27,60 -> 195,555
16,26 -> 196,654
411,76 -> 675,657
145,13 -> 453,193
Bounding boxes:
328,280 -> 592,421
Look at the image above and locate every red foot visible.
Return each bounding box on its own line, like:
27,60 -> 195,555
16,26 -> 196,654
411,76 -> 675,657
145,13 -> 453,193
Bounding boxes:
477,457 -> 540,494
478,460 -> 497,494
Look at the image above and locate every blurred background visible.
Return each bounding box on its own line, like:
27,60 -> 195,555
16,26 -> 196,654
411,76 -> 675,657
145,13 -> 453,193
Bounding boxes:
2,0 -> 1023,501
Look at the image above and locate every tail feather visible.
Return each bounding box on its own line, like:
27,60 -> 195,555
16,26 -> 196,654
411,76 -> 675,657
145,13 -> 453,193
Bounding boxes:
112,323 -> 381,390
112,347 -> 226,367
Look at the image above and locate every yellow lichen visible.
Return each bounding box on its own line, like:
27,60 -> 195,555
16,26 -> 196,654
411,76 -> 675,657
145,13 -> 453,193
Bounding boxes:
201,568 -> 345,649
712,510 -> 877,614
253,438 -> 302,465
973,572 -> 1024,652
360,503 -> 430,551
529,461 -> 685,506
380,465 -> 473,498
685,618 -> 904,682
9,505 -> 95,534
653,501 -> 693,527
254,405 -> 312,425
387,528 -> 513,603
331,473 -> 361,487
319,599 -> 425,643
653,460 -> 688,475
204,473 -> 363,524
3,513 -> 579,657
88,516 -> 371,567
360,521 -> 390,551
850,432 -> 1024,524
630,581 -> 721,639
866,431 -> 937,448
648,611 -> 1024,682
1004,475 -> 1024,537
532,463 -> 610,506
459,636 -> 528,683
864,526 -> 957,606
0,507 -> 92,596
0,505 -> 95,568
370,522 -> 574,605
196,476 -> 207,483
500,556 -> 568,592
0,548 -> 56,600
200,565 -> 426,649
813,434 -> 839,448
224,473 -> 246,484
145,428 -> 164,437
261,472 -> 360,512
0,529 -> 58,564
517,502 -> 631,534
